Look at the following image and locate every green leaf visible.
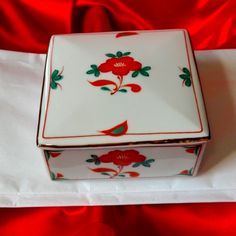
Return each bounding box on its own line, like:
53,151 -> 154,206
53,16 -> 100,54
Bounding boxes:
86,159 -> 94,163
91,64 -> 97,69
185,79 -> 192,87
95,161 -> 101,165
54,75 -> 63,81
105,53 -> 116,58
142,66 -> 151,71
112,126 -> 124,135
50,81 -> 57,89
183,67 -> 190,76
101,87 -> 111,91
146,159 -> 155,163
140,70 -> 149,76
50,172 -> 56,180
45,151 -> 50,161
119,174 -> 125,177
94,70 -> 100,77
118,89 -> 127,93
91,154 -> 98,159
179,74 -> 189,80
116,51 -> 123,57
142,162 -> 151,167
86,69 -> 94,75
132,71 -> 139,78
101,172 -> 110,176
132,163 -> 140,168
123,52 -> 131,56
51,69 -> 59,80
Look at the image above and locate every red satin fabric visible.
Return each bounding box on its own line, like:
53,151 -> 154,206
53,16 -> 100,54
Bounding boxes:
1,0 -> 236,53
1,0 -> 236,235
1,204 -> 236,235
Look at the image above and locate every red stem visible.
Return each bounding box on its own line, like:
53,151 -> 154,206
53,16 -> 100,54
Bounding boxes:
110,165 -> 124,178
111,76 -> 123,95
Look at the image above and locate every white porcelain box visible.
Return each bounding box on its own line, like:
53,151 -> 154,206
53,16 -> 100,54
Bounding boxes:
37,30 -> 210,180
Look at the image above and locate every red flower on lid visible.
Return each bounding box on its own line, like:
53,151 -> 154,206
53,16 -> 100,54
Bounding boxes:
99,150 -> 146,166
86,50 -> 151,95
98,56 -> 142,77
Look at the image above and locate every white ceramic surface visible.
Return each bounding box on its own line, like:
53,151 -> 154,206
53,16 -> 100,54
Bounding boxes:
37,30 -> 209,147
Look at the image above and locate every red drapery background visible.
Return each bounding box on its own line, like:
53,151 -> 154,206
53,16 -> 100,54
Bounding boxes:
1,0 -> 236,235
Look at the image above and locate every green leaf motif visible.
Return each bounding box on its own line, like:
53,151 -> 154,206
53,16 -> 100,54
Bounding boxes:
51,69 -> 59,80
119,174 -> 125,177
132,163 -> 141,168
91,154 -> 98,158
142,66 -> 151,71
142,162 -> 151,167
112,126 -> 125,135
140,70 -> 149,77
91,64 -> 98,69
101,87 -> 111,91
183,67 -> 190,76
50,81 -> 57,89
106,53 -> 116,58
146,159 -> 155,163
45,151 -> 50,161
101,172 -> 110,176
179,74 -> 189,80
116,51 -> 123,57
94,70 -> 100,77
118,89 -> 127,93
123,52 -> 131,56
86,69 -> 94,74
132,71 -> 139,78
54,74 -> 63,81
95,160 -> 101,165
185,79 -> 191,87
86,159 -> 94,163
50,172 -> 56,180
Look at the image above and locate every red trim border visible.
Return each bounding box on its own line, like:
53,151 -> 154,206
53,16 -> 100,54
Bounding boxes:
42,30 -> 203,140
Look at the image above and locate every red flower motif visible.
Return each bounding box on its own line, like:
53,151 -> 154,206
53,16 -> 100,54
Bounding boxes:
98,56 -> 142,76
99,150 -> 146,166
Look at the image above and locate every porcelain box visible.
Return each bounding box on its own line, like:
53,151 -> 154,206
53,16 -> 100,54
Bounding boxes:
37,30 -> 210,180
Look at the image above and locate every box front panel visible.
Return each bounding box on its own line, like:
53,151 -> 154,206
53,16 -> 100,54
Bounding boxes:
44,144 -> 204,180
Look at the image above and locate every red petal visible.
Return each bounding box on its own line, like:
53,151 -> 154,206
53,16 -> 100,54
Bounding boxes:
50,152 -> 61,158
123,171 -> 140,177
130,61 -> 142,71
180,170 -> 188,175
122,83 -> 141,93
98,62 -> 112,72
116,32 -> 138,38
89,168 -> 117,173
56,173 -> 64,178
112,67 -> 130,76
186,148 -> 195,154
88,79 -> 116,87
100,120 -> 128,137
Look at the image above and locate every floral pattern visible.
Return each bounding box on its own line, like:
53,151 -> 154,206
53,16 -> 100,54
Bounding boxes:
86,150 -> 155,178
86,51 -> 151,95
184,145 -> 201,156
178,67 -> 191,87
50,67 -> 64,90
100,120 -> 128,136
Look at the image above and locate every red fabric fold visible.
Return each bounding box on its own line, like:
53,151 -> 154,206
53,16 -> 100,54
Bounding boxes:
1,204 -> 236,235
1,0 -> 236,52
1,0 -> 236,235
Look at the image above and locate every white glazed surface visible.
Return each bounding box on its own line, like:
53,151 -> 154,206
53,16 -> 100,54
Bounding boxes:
38,30 -> 209,147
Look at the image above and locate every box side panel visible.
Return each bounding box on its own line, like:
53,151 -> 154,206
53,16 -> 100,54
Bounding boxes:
45,144 -> 205,180
192,143 -> 207,176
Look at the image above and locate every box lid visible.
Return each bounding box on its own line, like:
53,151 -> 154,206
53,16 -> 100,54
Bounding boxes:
37,30 -> 209,149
